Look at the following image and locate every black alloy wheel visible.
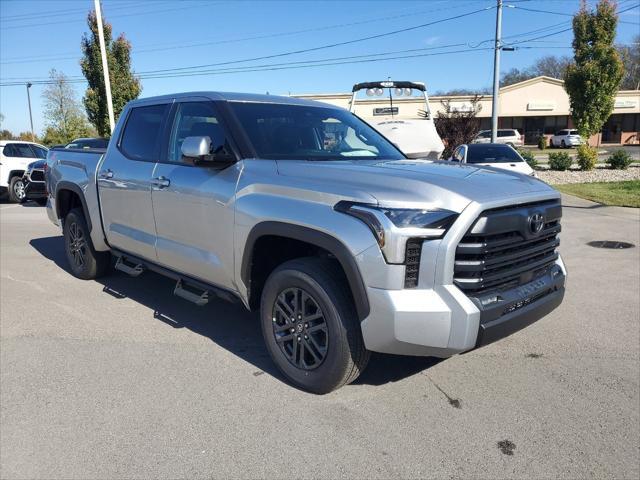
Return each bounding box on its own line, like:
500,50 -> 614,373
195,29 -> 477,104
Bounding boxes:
272,287 -> 328,370
67,220 -> 88,270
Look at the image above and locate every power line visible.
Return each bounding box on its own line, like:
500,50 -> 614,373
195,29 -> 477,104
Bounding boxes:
0,0 -> 482,65
1,4 -> 494,81
127,5 -> 495,76
511,4 -> 640,25
0,46 -> 495,87
0,1 -> 149,22
1,1 -> 214,30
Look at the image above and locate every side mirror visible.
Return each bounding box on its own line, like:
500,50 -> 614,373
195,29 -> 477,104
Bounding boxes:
181,136 -> 211,158
181,136 -> 235,166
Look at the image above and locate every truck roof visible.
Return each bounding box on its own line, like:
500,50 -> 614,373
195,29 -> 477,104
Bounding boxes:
128,91 -> 338,109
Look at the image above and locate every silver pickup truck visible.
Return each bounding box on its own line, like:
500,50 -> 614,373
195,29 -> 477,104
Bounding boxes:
45,92 -> 566,393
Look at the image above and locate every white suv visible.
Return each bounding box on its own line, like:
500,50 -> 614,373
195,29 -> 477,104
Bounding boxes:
0,140 -> 48,202
473,129 -> 523,147
550,129 -> 582,148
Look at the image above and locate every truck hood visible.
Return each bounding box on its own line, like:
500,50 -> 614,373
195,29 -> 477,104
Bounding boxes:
276,159 -> 557,212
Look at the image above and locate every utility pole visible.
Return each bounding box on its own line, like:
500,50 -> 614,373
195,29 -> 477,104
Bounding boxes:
26,82 -> 34,141
94,0 -> 115,134
491,0 -> 503,143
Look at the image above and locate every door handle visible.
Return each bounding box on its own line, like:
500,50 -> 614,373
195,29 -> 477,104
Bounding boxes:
98,169 -> 113,179
152,176 -> 170,189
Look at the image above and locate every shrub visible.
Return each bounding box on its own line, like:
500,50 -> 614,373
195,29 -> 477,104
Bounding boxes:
607,149 -> 633,170
537,136 -> 547,150
548,152 -> 572,171
576,144 -> 597,171
517,148 -> 538,169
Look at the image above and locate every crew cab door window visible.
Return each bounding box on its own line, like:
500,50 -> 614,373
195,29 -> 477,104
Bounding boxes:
119,104 -> 168,161
167,102 -> 228,163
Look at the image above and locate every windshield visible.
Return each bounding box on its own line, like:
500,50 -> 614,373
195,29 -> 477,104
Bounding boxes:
229,102 -> 404,161
466,144 -> 523,163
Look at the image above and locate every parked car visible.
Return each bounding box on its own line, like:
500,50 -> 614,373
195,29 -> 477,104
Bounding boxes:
22,160 -> 47,205
473,129 -> 523,147
45,92 -> 565,393
65,138 -> 109,149
0,140 -> 48,202
348,80 -> 444,159
550,129 -> 582,148
449,143 -> 535,176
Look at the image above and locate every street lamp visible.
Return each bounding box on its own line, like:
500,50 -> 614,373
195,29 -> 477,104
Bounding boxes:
26,82 -> 34,141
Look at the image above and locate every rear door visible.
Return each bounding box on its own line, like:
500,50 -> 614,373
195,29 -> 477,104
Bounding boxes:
98,102 -> 171,261
150,99 -> 241,289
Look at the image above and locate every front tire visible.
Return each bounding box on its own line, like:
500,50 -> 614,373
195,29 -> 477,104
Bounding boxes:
8,177 -> 26,203
260,257 -> 369,394
63,208 -> 110,280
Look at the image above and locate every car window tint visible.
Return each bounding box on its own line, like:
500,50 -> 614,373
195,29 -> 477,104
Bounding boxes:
230,102 -> 403,161
497,130 -> 512,138
11,143 -> 37,158
466,145 -> 523,163
31,146 -> 48,158
120,104 -> 168,161
168,102 -> 227,163
2,144 -> 16,157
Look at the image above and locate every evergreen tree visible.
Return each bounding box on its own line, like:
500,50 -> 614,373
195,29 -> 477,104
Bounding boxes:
564,0 -> 624,137
80,11 -> 141,137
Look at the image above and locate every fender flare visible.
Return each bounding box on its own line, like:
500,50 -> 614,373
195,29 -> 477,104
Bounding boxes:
241,221 -> 370,321
55,181 -> 93,233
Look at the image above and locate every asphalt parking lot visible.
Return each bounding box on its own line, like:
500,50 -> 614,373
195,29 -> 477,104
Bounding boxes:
1,196 -> 639,479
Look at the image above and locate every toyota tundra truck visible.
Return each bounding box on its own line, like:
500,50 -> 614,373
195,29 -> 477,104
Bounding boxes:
44,92 -> 566,393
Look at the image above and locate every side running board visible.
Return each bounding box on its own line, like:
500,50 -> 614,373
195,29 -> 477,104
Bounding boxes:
110,249 -> 239,306
174,279 -> 209,306
114,257 -> 145,277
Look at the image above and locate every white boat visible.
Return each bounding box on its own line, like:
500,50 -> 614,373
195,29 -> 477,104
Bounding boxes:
348,81 -> 445,160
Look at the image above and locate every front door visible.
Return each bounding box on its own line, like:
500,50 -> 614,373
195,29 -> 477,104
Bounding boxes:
150,100 -> 241,290
98,102 -> 170,261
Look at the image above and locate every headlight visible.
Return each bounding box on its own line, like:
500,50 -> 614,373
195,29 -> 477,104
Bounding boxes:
335,201 -> 458,264
378,208 -> 458,229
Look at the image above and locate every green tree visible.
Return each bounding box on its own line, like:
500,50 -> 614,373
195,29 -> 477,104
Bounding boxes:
564,0 -> 624,137
80,11 -> 141,137
41,69 -> 94,145
0,130 -> 14,140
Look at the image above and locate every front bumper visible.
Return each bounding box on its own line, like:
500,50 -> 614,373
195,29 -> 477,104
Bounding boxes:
359,192 -> 566,357
361,259 -> 565,357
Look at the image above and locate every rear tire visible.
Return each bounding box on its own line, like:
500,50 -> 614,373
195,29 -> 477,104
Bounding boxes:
63,208 -> 110,280
8,177 -> 25,203
260,257 -> 369,394
561,140 -> 566,148
549,139 -> 554,148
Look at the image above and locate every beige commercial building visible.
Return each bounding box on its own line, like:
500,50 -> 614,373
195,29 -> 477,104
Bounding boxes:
294,76 -> 640,146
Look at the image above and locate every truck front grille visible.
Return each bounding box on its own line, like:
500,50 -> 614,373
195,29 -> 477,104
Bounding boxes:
404,238 -> 423,288
454,200 -> 561,296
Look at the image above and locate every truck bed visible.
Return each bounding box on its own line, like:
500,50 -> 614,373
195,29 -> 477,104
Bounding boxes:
46,147 -> 108,251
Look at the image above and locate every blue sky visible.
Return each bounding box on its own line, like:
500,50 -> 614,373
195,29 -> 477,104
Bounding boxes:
1,0 -> 638,135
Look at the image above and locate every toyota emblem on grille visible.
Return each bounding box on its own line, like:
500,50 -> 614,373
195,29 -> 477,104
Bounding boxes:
528,213 -> 545,234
